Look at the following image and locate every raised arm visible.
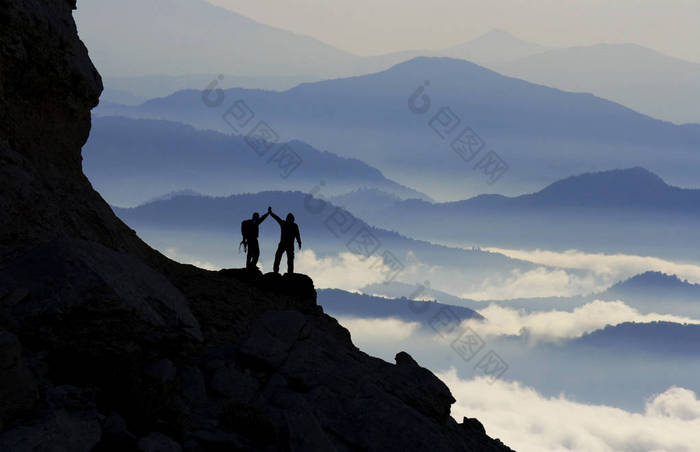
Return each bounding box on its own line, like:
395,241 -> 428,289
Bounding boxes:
257,212 -> 269,225
269,211 -> 283,225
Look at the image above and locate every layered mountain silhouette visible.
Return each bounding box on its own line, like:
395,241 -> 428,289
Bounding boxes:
93,29 -> 551,101
74,0 -> 354,77
317,289 -> 483,326
96,56 -> 700,199
338,167 -> 700,213
444,29 -> 551,63
329,167 -> 700,259
597,272 -> 700,317
491,43 -> 700,124
606,272 -> 700,299
78,0 -> 700,125
573,322 -> 700,356
85,0 -> 700,124
101,74 -> 322,102
84,116 -> 430,206
0,1 -> 512,450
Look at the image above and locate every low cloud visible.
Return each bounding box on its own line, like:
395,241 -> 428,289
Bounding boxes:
466,300 -> 700,343
439,370 -> 700,452
646,387 -> 700,421
459,266 -> 601,300
458,247 -> 700,300
334,316 -> 420,343
486,247 -> 700,286
163,247 -> 220,271
296,249 -> 392,291
334,311 -> 700,451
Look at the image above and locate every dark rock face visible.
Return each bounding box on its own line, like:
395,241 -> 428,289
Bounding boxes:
0,1 -> 513,451
0,329 -> 38,428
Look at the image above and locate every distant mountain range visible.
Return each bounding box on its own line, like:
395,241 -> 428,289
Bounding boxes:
101,74 -> 323,102
77,0 -> 700,126
595,271 -> 700,317
443,29 -> 551,63
572,321 -> 700,355
605,271 -> 700,300
317,288 -> 482,326
76,0 -> 553,90
78,0 -> 700,124
490,43 -> 700,125
84,116 -> 429,206
328,167 -> 700,259
363,269 -> 700,318
95,57 -> 700,200
74,0 -> 353,78
336,167 -> 700,216
93,29 -> 553,101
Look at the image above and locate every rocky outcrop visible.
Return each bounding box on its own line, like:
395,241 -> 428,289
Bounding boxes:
0,1 -> 512,450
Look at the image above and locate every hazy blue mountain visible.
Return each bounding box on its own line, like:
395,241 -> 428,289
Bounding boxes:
78,0 -> 700,126
340,167 -> 700,213
324,167 -> 700,260
361,269 -> 700,318
605,271 -> 700,300
92,27 -> 546,100
489,321 -> 700,411
572,321 -> 700,355
491,43 -> 700,124
329,188 -> 403,212
76,0 -> 433,81
444,29 -> 551,63
595,271 -> 700,317
95,57 -> 700,200
112,191 -> 537,288
100,88 -> 147,106
361,280 -> 476,307
84,116 -> 430,206
317,288 -> 482,326
74,0 -> 353,78
102,74 -> 323,101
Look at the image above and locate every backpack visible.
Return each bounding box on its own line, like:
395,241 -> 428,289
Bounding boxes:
241,220 -> 248,240
240,219 -> 252,251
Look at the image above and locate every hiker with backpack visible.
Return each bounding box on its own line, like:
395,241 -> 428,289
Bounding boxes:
241,209 -> 270,270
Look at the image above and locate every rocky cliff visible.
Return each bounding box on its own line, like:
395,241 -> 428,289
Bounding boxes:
0,1 -> 512,450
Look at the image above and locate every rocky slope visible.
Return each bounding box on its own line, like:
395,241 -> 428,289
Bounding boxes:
0,1 -> 512,450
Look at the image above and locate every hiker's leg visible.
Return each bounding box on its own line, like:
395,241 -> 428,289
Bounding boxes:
287,245 -> 294,274
250,240 -> 260,268
273,244 -> 284,273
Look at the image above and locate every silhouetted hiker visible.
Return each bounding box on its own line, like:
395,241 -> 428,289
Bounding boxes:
241,211 -> 269,269
268,206 -> 302,274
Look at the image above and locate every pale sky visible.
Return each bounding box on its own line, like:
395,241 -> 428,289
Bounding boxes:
207,0 -> 700,62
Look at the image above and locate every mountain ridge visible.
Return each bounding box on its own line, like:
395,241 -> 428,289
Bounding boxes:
84,115 -> 431,206
491,42 -> 700,124
94,56 -> 700,200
